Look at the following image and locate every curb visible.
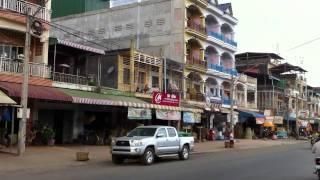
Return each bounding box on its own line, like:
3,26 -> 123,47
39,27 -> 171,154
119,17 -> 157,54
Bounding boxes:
191,140 -> 306,155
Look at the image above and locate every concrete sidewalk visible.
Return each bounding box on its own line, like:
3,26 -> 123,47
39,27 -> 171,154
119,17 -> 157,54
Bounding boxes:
0,139 -> 304,174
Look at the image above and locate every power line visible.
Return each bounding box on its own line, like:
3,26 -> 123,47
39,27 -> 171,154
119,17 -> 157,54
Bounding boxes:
42,21 -> 118,51
286,36 -> 320,52
50,22 -> 122,49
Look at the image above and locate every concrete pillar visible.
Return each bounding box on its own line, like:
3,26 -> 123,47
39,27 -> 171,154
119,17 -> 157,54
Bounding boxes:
200,80 -> 205,94
182,76 -> 187,99
41,38 -> 49,65
254,88 -> 258,108
244,86 -> 248,108
130,40 -> 135,92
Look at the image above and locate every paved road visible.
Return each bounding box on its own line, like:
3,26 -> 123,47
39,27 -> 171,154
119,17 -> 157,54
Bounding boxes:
1,142 -> 315,180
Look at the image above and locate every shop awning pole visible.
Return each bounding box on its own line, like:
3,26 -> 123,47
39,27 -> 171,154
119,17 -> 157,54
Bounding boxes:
53,43 -> 57,81
10,107 -> 14,150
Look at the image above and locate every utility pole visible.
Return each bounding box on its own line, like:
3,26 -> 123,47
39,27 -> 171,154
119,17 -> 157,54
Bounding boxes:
295,93 -> 299,139
18,11 -> 31,156
18,0 -> 48,155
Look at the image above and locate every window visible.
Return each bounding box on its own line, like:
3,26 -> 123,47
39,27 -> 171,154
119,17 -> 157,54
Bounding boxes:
0,44 -> 24,59
123,68 -> 130,84
167,128 -> 177,137
152,76 -> 159,88
138,72 -> 146,84
157,128 -> 167,137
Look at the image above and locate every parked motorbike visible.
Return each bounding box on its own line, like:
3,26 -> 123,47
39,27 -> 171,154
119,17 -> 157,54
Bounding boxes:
315,157 -> 320,180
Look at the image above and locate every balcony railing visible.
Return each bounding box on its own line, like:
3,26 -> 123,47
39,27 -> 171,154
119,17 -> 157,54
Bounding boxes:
207,63 -> 238,76
0,0 -> 51,21
187,92 -> 204,102
247,76 -> 257,85
207,31 -> 237,47
187,56 -> 207,69
53,72 -> 88,85
247,102 -> 257,109
0,58 -> 51,78
187,20 -> 206,35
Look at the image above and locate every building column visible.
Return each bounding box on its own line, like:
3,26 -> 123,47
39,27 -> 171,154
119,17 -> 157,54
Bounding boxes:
200,80 -> 205,94
182,76 -> 187,100
130,41 -> 135,92
244,86 -> 248,108
254,88 -> 258,108
42,39 -> 49,65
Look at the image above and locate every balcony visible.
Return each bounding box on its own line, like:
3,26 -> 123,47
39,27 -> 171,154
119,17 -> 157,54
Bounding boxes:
187,92 -> 204,102
186,56 -> 207,70
0,58 -> 51,78
0,0 -> 51,21
207,31 -> 237,47
247,76 -> 257,85
207,63 -> 238,76
187,20 -> 206,36
247,102 -> 257,109
53,72 -> 88,85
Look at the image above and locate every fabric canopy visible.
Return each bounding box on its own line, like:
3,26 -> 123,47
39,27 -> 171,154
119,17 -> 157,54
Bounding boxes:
238,110 -> 265,123
0,82 -> 73,102
50,37 -> 105,55
0,90 -> 16,105
60,89 -> 203,112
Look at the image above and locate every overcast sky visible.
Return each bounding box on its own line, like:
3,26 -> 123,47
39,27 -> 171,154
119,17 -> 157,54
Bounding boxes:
221,0 -> 320,86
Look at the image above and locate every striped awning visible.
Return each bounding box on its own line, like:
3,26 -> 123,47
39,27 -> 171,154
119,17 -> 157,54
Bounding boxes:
50,38 -> 105,55
60,89 -> 203,112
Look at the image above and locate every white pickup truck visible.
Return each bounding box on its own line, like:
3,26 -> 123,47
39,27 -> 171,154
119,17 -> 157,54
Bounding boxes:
111,125 -> 194,165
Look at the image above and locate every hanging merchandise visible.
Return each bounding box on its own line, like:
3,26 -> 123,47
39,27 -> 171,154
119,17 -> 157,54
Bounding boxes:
1,107 -> 11,121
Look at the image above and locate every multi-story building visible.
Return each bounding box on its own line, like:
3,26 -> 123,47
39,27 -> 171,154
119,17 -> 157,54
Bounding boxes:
51,0 -> 255,120
236,52 -> 309,132
0,0 -> 52,79
0,0 -> 57,149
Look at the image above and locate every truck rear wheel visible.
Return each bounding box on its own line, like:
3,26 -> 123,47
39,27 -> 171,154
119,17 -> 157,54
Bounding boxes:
179,145 -> 190,160
112,155 -> 124,164
141,147 -> 155,165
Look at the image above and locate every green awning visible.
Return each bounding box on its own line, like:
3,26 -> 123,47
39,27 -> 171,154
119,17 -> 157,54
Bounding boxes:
0,90 -> 16,105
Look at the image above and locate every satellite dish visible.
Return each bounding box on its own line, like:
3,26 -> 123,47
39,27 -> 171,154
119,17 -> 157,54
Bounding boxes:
107,66 -> 115,74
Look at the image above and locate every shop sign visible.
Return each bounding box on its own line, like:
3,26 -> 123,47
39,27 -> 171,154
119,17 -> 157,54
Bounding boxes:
152,92 -> 180,107
256,118 -> 265,124
297,120 -> 308,127
183,112 -> 201,123
273,116 -> 284,124
264,110 -> 272,116
128,108 -> 151,120
299,110 -> 309,119
265,116 -> 274,123
156,110 -> 181,121
17,108 -> 30,119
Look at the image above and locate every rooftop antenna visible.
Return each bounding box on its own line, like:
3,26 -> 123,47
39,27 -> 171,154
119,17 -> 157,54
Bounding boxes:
276,42 -> 280,55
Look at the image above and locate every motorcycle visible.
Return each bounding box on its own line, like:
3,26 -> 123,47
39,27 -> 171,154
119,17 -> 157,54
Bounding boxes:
315,157 -> 320,180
